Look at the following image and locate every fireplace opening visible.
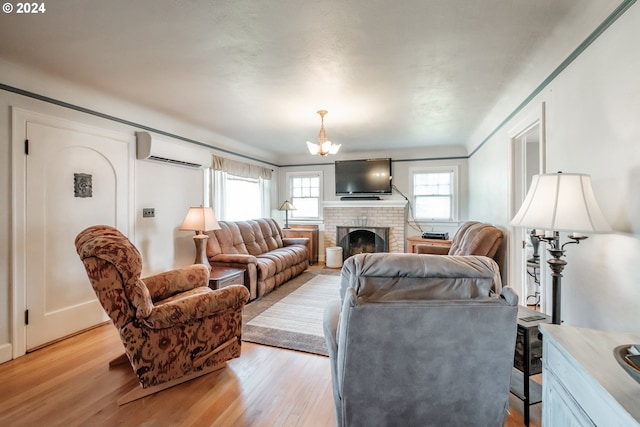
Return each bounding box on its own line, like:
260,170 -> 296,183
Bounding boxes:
336,226 -> 390,259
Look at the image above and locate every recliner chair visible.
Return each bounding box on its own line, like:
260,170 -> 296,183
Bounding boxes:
415,221 -> 506,280
323,252 -> 518,427
75,225 -> 250,405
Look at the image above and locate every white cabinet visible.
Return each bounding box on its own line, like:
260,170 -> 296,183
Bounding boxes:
540,324 -> 640,426
544,372 -> 595,427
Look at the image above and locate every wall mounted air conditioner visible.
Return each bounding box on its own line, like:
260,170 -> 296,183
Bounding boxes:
135,131 -> 207,168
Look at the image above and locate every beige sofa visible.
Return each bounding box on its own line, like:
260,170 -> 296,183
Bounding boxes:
205,218 -> 309,300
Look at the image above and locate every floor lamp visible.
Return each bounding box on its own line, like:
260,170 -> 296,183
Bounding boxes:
510,173 -> 611,325
179,206 -> 221,267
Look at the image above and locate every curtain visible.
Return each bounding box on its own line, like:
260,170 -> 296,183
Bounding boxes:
210,156 -> 273,220
211,169 -> 226,220
211,155 -> 272,180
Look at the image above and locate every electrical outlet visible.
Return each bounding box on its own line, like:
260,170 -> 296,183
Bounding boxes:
142,208 -> 155,218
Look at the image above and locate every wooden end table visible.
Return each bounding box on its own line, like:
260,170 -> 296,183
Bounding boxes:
282,227 -> 318,264
510,305 -> 551,426
406,236 -> 452,253
209,267 -> 245,290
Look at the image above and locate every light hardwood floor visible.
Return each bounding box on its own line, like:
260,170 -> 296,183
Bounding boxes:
0,266 -> 541,426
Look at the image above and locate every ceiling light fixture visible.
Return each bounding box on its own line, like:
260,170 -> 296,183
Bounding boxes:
306,110 -> 341,156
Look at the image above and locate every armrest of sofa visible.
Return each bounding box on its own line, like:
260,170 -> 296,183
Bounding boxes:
283,237 -> 309,248
414,243 -> 451,255
142,264 -> 210,302
142,284 -> 250,329
209,253 -> 258,265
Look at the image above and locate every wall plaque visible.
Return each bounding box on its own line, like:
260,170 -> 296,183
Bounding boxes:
74,173 -> 93,198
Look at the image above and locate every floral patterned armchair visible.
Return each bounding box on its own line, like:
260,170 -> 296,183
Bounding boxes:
75,225 -> 250,405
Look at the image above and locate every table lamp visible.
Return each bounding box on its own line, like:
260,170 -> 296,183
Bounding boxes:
279,200 -> 296,229
510,172 -> 611,324
179,206 -> 221,266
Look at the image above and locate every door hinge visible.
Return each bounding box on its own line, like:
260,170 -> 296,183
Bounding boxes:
24,309 -> 29,325
522,240 -> 526,249
24,139 -> 29,155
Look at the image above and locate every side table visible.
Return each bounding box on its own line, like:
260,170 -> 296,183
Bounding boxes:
406,236 -> 451,253
282,227 -> 318,264
510,305 -> 551,426
209,267 -> 245,290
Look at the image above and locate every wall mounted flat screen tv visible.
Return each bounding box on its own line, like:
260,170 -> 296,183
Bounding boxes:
335,158 -> 392,196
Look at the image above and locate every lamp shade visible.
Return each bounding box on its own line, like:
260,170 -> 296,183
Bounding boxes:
179,207 -> 220,232
279,200 -> 296,211
510,173 -> 611,233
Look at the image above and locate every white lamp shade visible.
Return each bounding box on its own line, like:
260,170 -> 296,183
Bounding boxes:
179,207 -> 220,232
306,141 -> 319,155
306,140 -> 341,156
279,200 -> 296,211
510,173 -> 611,233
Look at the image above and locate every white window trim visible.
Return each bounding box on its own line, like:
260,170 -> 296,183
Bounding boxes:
286,170 -> 323,221
410,165 -> 459,222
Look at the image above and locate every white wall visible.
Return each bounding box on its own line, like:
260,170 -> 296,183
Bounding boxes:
468,3 -> 640,334
135,158 -> 207,276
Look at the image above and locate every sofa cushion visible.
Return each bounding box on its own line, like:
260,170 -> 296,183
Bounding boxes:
213,222 -> 249,255
255,245 -> 308,278
237,220 -> 269,255
231,219 -> 285,256
256,218 -> 284,251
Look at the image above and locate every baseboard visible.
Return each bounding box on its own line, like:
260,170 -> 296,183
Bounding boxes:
0,343 -> 13,364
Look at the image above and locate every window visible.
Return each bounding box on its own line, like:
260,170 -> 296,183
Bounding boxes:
211,171 -> 269,221
412,167 -> 457,221
287,172 -> 322,220
210,156 -> 272,221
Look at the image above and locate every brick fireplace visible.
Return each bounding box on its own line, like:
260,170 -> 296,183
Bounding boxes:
322,200 -> 407,258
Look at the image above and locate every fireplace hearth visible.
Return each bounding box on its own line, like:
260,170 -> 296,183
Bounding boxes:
336,226 -> 390,259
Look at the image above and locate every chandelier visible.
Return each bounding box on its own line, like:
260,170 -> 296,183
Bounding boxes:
306,110 -> 341,156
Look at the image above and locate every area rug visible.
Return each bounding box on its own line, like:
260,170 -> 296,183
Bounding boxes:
242,271 -> 341,356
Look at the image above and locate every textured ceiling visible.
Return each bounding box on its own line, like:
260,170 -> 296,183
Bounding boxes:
0,0 -> 623,164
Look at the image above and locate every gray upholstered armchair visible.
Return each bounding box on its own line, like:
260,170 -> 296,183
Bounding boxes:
323,253 -> 518,427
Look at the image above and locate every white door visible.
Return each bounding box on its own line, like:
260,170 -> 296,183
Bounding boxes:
24,120 -> 130,350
